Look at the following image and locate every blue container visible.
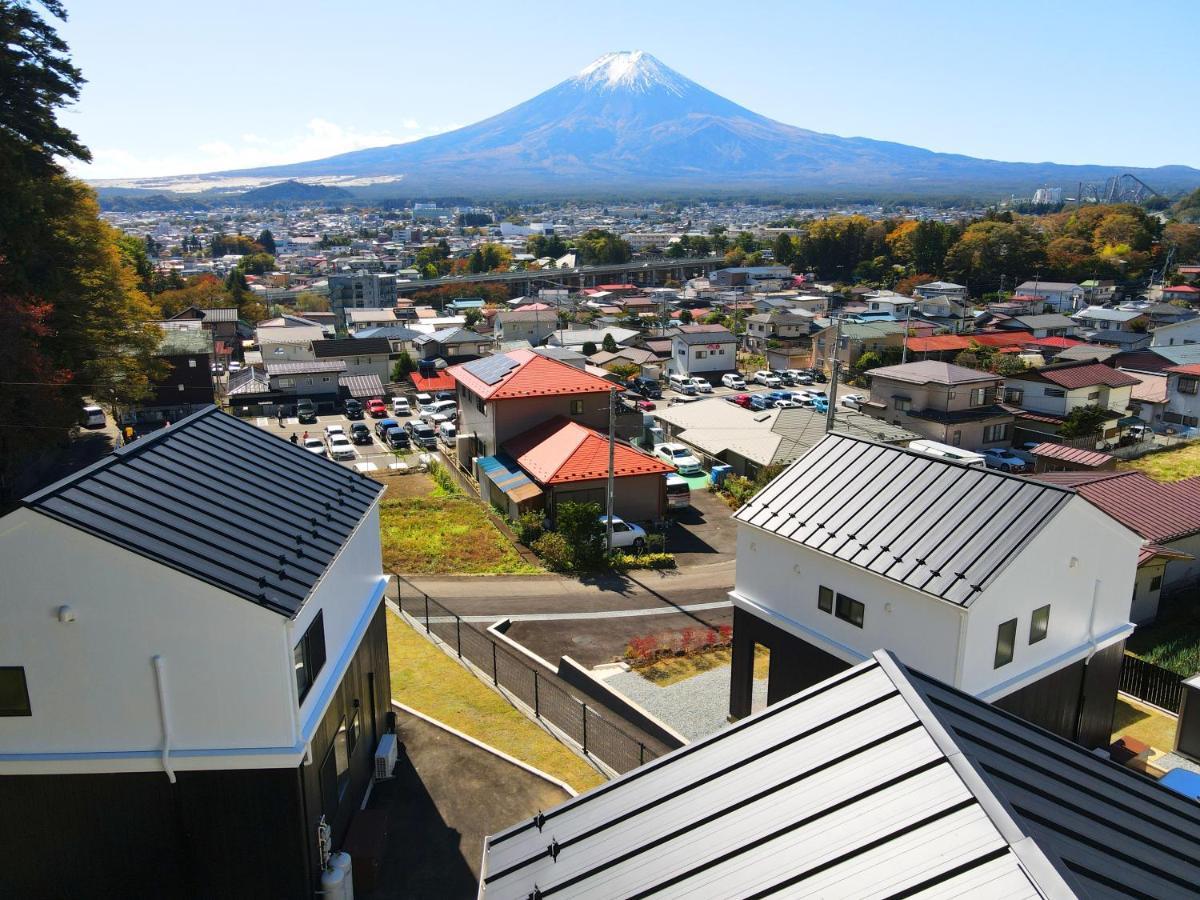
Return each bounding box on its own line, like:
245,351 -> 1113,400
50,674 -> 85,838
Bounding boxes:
710,464 -> 733,486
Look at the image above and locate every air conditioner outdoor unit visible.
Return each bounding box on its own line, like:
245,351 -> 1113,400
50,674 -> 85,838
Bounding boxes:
374,733 -> 398,781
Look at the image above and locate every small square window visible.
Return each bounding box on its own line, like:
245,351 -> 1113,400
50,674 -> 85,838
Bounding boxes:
818,586 -> 833,613
995,618 -> 1017,668
1150,574 -> 1162,592
188,358 -> 197,368
835,594 -> 864,628
1029,605 -> 1050,644
570,399 -> 584,415
0,667 -> 31,717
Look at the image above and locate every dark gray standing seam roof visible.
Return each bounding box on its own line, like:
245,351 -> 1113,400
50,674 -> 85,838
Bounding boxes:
22,406 -> 382,617
734,433 -> 1073,605
480,651 -> 1200,900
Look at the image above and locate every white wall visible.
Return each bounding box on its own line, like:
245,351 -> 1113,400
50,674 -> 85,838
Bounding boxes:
0,510 -> 295,767
674,340 -> 736,375
1151,318 -> 1200,347
958,496 -> 1139,698
733,527 -> 964,685
1164,532 -> 1200,590
1131,560 -> 1167,625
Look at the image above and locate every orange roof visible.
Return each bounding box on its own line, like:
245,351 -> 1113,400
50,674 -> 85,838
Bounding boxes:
1027,336 -> 1084,349
504,418 -> 674,484
971,331 -> 1035,347
411,371 -> 456,392
905,335 -> 972,352
1168,364 -> 1200,376
448,349 -> 616,401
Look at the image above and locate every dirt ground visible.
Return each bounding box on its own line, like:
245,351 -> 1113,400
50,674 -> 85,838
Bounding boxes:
374,471 -> 436,501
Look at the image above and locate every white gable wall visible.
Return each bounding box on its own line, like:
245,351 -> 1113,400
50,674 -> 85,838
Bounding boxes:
958,496 -> 1139,699
0,509 -> 294,771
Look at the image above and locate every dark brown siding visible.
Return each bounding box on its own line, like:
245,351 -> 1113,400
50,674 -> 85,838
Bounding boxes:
729,606 -> 850,718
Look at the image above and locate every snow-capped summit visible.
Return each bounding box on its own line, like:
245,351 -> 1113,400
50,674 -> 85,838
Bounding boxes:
572,51 -> 689,97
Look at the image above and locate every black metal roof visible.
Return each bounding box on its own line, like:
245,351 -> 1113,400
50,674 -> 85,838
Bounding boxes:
23,406 -> 382,617
674,328 -> 737,345
480,651 -> 1200,899
735,433 -> 1073,605
312,337 -> 392,358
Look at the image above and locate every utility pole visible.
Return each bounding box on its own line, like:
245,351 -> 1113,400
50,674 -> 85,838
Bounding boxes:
605,387 -> 617,554
825,316 -> 843,433
900,301 -> 914,365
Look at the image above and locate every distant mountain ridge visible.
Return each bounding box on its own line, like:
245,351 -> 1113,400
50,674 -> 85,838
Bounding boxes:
190,51 -> 1200,197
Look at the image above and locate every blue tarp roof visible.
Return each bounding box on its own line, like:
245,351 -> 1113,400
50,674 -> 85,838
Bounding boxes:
477,453 -> 542,502
1160,767 -> 1200,801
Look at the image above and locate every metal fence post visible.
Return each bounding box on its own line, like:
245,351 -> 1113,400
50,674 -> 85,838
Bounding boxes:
455,616 -> 462,658
582,703 -> 588,754
639,742 -> 645,766
534,672 -> 540,718
423,593 -> 430,633
492,642 -> 498,686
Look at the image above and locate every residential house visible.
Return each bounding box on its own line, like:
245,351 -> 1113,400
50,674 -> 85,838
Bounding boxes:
448,349 -> 618,462
993,313 -> 1078,338
494,308 -> 559,347
1072,306 -> 1148,333
729,433 -> 1142,747
256,312 -> 334,338
1029,442 -> 1118,474
546,326 -> 640,351
256,324 -> 325,362
345,308 -> 406,333
1124,369 -> 1170,427
811,321 -> 905,372
352,325 -> 422,355
265,360 -> 346,409
448,297 -> 485,314
0,407 -> 390,897
481,650 -> 1200,900
1001,360 -> 1139,445
121,329 -> 215,430
412,327 -> 490,363
861,361 -> 1013,449
914,280 -> 968,303
1162,284 -> 1200,304
862,292 -> 916,318
652,398 -> 916,479
1032,469 -> 1200,623
1014,280 -> 1085,312
1140,302 -> 1196,327
1162,364 -> 1200,433
168,305 -> 245,362
669,327 -> 737,382
1150,316 -> 1200,347
500,417 -> 674,521
744,310 -> 820,352
1080,278 -> 1118,302
1085,329 -> 1153,352
311,337 -> 394,383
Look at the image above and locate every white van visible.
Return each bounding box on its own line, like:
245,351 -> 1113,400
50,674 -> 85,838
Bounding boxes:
665,473 -> 692,509
668,372 -> 697,395
908,439 -> 986,467
437,421 -> 457,447
80,405 -> 106,428
420,399 -> 457,424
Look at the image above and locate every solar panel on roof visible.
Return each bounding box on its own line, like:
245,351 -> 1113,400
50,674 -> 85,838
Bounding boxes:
463,354 -> 520,385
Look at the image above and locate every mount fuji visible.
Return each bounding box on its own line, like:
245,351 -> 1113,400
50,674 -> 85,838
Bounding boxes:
206,51 -> 1196,197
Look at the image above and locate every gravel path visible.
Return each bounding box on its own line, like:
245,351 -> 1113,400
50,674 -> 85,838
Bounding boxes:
606,665 -> 767,741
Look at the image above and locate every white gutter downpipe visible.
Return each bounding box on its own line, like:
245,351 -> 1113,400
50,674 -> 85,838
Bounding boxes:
152,655 -> 176,784
1084,578 -> 1102,662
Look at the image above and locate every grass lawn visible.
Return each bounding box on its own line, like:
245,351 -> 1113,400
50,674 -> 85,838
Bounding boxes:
1111,695 -> 1177,751
387,611 -> 605,792
379,494 -> 542,575
1118,442 -> 1200,481
635,645 -> 769,687
1126,598 -> 1200,676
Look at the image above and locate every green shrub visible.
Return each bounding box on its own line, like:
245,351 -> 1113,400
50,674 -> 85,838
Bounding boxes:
645,533 -> 666,552
611,552 -> 676,571
556,501 -> 605,569
428,460 -> 461,497
531,532 -> 572,571
515,510 -> 544,545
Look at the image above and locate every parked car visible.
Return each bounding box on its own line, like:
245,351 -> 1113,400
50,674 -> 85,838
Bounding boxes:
727,393 -> 753,408
296,399 -> 317,424
839,393 -> 866,410
811,396 -> 829,413
349,422 -> 372,445
80,405 -> 106,428
621,391 -> 656,411
599,515 -> 648,550
653,442 -> 703,476
392,396 -> 411,417
687,377 -> 713,394
434,391 -> 456,402
374,417 -> 400,440
437,421 -> 457,446
324,424 -> 346,440
627,376 -> 662,399
366,398 -> 387,418
383,426 -> 410,450
665,473 -> 692,510
785,369 -> 814,385
981,448 -> 1029,473
722,373 -> 747,390
302,436 -> 325,456
406,420 -> 437,449
807,369 -> 828,383
766,391 -> 792,404
749,394 -> 775,411
774,399 -> 802,408
343,398 -> 364,420
327,434 -> 356,461
414,392 -> 434,408
668,373 -> 697,395
752,370 -> 782,387
419,399 -> 457,423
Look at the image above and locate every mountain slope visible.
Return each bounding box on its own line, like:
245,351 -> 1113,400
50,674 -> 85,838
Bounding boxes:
217,51 -> 1198,195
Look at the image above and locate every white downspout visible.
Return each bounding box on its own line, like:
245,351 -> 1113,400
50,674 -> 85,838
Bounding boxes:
152,655 -> 176,784
1085,578 -> 1102,662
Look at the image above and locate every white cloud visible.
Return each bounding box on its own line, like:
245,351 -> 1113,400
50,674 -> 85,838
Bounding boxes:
70,117 -> 453,180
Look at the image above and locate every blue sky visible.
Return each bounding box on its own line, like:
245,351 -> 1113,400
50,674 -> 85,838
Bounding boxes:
58,0 -> 1199,179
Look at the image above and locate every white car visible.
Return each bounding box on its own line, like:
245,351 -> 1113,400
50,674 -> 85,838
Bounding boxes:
327,434 -> 356,461
839,393 -> 866,409
654,442 -> 703,476
392,397 -> 411,416
420,400 -> 457,424
752,370 -> 782,387
324,424 -> 345,439
785,369 -> 814,385
721,373 -> 747,390
302,437 -> 326,456
687,377 -> 713,393
599,515 -> 648,550
774,399 -> 801,408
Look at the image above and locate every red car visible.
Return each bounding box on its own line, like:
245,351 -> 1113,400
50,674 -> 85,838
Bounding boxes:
366,398 -> 387,418
728,393 -> 753,409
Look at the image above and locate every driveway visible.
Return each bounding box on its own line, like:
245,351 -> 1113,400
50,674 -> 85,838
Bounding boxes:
664,486 -> 737,567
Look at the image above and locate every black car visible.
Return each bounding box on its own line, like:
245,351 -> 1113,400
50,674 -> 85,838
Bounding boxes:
434,390 -> 456,402
383,426 -> 410,450
406,420 -> 437,449
627,376 -> 662,399
296,399 -> 317,424
344,398 -> 364,420
349,422 -> 372,445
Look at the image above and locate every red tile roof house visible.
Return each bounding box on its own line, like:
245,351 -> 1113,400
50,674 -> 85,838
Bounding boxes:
1000,360 -> 1140,446
504,417 -> 675,522
1033,469 -> 1200,624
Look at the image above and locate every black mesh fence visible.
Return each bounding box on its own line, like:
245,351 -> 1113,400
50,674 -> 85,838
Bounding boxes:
395,579 -> 656,774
